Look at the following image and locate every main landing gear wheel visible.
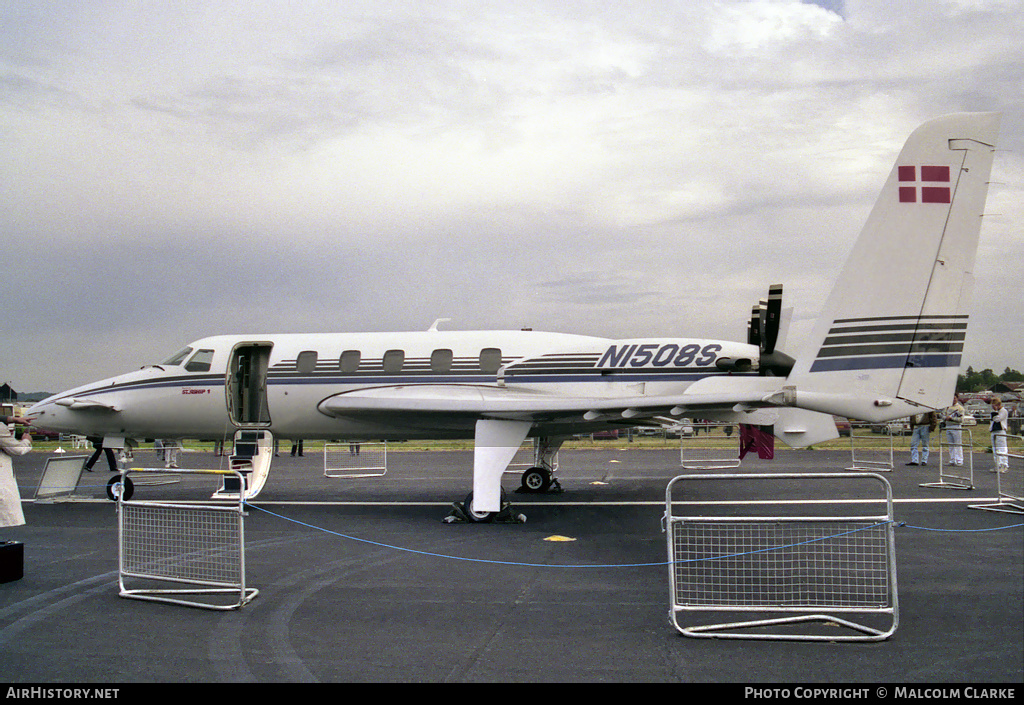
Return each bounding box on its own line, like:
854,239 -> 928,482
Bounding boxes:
106,474 -> 134,501
520,466 -> 552,493
463,491 -> 498,523
446,489 -> 525,524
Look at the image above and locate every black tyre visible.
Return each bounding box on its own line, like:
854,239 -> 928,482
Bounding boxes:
106,474 -> 134,501
520,467 -> 551,493
462,489 -> 507,523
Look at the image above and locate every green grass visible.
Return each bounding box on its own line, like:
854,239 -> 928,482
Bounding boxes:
27,432 -> 934,454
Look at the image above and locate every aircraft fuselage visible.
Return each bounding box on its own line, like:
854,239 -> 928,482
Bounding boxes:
29,329 -> 758,443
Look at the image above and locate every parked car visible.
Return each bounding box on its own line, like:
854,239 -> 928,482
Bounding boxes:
888,419 -> 911,435
872,418 -> 910,435
30,429 -> 61,441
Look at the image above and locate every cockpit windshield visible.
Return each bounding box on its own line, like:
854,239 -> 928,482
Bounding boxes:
161,347 -> 194,366
185,349 -> 215,372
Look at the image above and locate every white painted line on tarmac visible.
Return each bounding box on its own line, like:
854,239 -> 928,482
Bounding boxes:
244,496 -> 1004,507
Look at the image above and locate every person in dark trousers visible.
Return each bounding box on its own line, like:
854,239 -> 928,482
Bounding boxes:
84,440 -> 118,472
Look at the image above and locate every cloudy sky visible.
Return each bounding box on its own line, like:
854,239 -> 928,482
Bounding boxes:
2,0 -> 1022,394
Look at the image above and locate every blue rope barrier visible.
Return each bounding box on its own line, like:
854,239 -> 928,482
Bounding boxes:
242,502 -> 1023,570
243,502 -> 666,568
896,521 -> 1024,532
17,482 -> 1023,568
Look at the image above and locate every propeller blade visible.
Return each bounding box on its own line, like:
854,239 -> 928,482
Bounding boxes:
762,284 -> 783,355
744,284 -> 791,376
757,297 -> 768,348
747,305 -> 761,347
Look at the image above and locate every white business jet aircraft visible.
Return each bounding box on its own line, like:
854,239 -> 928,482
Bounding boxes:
28,113 -> 999,521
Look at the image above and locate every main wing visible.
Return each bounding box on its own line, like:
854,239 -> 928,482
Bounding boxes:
318,381 -> 770,419
316,378 -> 840,447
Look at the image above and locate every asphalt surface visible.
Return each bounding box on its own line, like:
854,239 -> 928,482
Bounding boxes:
1,444 -> 1021,686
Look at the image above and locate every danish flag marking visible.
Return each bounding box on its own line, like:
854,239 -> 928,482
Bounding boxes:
898,165 -> 951,203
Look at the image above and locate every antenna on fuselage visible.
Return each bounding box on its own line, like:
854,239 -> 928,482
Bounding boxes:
428,318 -> 451,332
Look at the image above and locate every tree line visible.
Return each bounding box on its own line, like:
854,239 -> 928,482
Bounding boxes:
956,366 -> 1023,393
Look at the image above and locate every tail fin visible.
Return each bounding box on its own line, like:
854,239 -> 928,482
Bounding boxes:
789,113 -> 999,419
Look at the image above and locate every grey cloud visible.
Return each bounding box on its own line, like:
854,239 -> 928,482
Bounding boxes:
2,1 -> 1022,394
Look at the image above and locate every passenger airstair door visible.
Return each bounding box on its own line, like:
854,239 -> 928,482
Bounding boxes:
227,343 -> 273,427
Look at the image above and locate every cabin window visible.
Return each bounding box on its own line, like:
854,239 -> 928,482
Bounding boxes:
383,349 -> 405,373
480,348 -> 502,373
340,350 -> 361,374
431,349 -> 453,373
162,347 -> 193,366
296,351 -> 318,374
184,349 -> 215,373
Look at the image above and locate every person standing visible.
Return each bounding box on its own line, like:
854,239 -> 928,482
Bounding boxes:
907,411 -> 936,466
944,396 -> 966,466
989,398 -> 1009,473
163,440 -> 181,469
1,415 -> 32,529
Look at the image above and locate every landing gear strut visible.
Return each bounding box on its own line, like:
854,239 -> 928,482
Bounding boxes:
445,423 -> 563,524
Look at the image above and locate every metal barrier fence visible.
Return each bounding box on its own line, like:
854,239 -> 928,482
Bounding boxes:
921,428 -> 975,491
117,468 -> 259,610
664,473 -> 898,641
970,433 -> 1023,515
33,455 -> 89,502
324,442 -> 387,478
679,423 -> 741,470
846,425 -> 894,472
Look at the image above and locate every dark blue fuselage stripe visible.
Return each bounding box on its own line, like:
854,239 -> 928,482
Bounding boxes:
45,376 -> 224,403
268,372 -> 735,385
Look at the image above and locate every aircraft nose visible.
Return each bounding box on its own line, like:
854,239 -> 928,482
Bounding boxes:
26,398 -> 64,432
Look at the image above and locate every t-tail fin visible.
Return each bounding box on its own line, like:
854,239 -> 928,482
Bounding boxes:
788,113 -> 999,420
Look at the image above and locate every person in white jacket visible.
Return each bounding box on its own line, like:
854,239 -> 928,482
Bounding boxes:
1,415 -> 32,528
944,396 -> 966,466
989,398 -> 1009,473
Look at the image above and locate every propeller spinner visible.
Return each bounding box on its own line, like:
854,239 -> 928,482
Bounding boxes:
715,283 -> 794,375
